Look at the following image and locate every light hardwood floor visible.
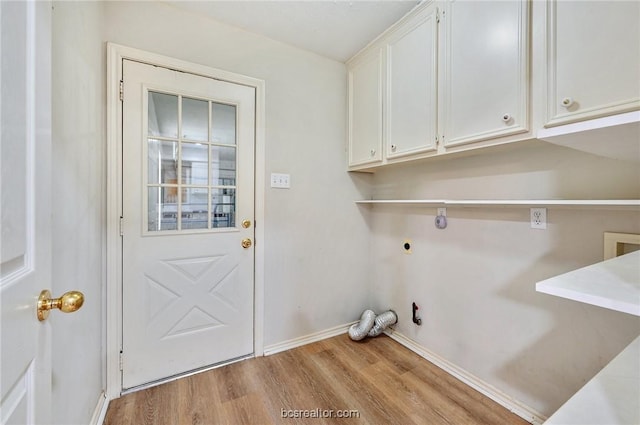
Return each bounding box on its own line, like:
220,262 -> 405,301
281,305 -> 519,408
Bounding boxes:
104,334 -> 530,424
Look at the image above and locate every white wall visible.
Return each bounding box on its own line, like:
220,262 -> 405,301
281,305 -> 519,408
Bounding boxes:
368,142 -> 640,417
103,1 -> 372,346
51,1 -> 105,424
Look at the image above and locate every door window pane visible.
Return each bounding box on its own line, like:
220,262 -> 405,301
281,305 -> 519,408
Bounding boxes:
148,139 -> 178,185
181,188 -> 209,230
148,92 -> 178,138
181,143 -> 208,185
212,188 -> 235,228
212,103 -> 236,145
210,146 -> 236,186
182,97 -> 208,141
148,187 -> 178,231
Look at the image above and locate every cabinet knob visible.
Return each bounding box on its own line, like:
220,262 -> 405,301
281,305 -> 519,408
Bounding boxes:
370,149 -> 376,157
501,114 -> 512,123
561,97 -> 574,108
390,144 -> 397,152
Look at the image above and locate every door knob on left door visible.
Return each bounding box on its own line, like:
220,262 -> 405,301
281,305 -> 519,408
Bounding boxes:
241,238 -> 252,249
37,289 -> 85,321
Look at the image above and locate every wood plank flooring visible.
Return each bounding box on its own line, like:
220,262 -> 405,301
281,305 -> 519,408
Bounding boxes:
104,334 -> 530,425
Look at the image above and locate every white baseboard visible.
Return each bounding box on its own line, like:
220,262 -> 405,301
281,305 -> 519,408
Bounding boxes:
263,321 -> 356,356
384,329 -> 547,425
90,391 -> 109,425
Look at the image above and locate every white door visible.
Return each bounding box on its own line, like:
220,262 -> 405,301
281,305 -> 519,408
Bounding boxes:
1,1 -> 52,423
121,60 -> 255,389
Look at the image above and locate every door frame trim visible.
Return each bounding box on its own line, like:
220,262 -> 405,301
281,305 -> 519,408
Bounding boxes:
106,43 -> 266,399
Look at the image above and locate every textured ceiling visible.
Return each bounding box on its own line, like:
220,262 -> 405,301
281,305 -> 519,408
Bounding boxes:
165,1 -> 420,62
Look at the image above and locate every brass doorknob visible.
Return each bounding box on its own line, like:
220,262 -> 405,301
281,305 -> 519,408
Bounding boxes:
37,289 -> 85,322
241,238 -> 252,249
241,219 -> 252,229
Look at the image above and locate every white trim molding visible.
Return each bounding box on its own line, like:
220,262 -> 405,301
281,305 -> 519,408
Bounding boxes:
263,322 -> 356,356
89,392 -> 109,425
384,330 -> 546,425
106,42 -> 266,399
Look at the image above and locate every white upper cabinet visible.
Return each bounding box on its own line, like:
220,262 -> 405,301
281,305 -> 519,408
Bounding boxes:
348,47 -> 384,168
441,0 -> 529,148
347,0 -> 536,171
348,3 -> 438,169
545,0 -> 640,127
347,0 -> 640,170
386,4 -> 438,160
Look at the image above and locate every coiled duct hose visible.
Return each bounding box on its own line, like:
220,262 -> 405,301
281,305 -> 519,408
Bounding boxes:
348,310 -> 376,341
348,309 -> 398,341
368,310 -> 398,337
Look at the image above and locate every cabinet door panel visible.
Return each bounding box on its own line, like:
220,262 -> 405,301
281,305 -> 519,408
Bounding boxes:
386,7 -> 438,158
348,48 -> 383,167
442,0 -> 529,147
546,0 -> 640,126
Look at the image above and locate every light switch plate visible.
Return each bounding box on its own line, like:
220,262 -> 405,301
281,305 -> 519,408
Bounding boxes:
270,173 -> 290,189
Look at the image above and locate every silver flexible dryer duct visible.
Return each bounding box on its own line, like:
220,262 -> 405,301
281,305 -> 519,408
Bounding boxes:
348,309 -> 398,341
367,310 -> 398,337
348,310 -> 376,341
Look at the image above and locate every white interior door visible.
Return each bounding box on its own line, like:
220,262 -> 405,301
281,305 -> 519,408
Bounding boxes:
1,1 -> 52,423
121,60 -> 255,389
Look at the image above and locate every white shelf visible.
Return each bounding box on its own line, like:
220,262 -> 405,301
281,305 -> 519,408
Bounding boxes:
536,251 -> 640,316
356,199 -> 640,210
538,252 -> 640,424
357,199 -> 447,206
543,335 -> 640,425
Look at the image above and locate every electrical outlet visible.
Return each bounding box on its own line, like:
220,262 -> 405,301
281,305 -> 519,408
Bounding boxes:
530,208 -> 547,229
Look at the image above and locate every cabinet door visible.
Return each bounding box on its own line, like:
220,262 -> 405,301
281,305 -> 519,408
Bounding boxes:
386,4 -> 438,159
348,48 -> 383,168
546,0 -> 640,126
441,0 -> 529,147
